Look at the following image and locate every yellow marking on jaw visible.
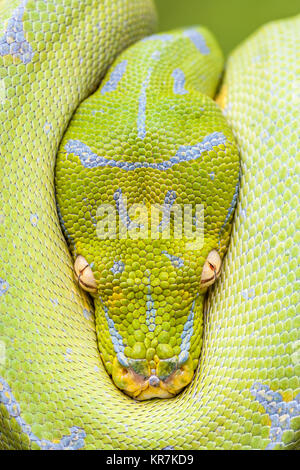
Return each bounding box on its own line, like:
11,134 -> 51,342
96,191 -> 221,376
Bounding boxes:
112,355 -> 194,400
112,357 -> 148,394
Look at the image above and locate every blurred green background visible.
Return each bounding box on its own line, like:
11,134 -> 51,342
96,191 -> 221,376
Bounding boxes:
156,0 -> 299,55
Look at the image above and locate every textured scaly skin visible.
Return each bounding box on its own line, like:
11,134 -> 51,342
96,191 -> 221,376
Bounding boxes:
0,0 -> 299,450
55,27 -> 240,399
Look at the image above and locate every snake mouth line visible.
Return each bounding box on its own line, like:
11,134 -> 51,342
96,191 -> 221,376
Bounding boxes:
111,356 -> 194,400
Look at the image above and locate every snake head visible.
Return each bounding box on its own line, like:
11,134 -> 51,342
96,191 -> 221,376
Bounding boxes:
56,28 -> 240,400
71,247 -> 223,400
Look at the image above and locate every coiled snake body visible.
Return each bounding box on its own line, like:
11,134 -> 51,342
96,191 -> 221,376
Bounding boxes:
0,0 -> 299,450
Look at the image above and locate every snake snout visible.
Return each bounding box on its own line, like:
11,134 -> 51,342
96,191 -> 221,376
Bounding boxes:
111,355 -> 194,400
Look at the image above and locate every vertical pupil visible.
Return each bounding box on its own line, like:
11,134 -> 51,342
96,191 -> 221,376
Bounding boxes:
208,262 -> 215,271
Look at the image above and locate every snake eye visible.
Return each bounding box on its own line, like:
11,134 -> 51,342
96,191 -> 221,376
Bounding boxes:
200,250 -> 222,287
74,255 -> 97,293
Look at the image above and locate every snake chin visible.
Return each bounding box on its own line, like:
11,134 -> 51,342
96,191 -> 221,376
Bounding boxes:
111,356 -> 195,400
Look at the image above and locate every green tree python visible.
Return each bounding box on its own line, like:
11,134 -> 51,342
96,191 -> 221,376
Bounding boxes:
0,0 -> 299,450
